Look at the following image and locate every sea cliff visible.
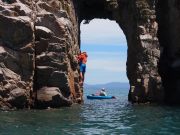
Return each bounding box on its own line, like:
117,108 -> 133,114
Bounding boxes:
0,0 -> 180,109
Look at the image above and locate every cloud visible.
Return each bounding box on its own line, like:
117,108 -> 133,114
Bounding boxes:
80,19 -> 127,46
80,19 -> 128,84
86,51 -> 127,72
87,59 -> 126,72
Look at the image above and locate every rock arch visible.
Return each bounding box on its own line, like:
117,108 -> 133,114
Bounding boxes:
76,0 -> 163,103
0,0 -> 180,109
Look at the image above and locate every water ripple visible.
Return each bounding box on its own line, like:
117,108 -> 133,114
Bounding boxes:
0,89 -> 180,135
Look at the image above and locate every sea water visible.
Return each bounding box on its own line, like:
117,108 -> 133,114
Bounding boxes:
0,88 -> 180,135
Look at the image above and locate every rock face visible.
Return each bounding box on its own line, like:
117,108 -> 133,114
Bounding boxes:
0,1 -> 34,109
33,0 -> 82,108
0,0 -> 179,109
157,0 -> 180,104
0,0 -> 82,109
77,0 -> 163,103
36,87 -> 72,108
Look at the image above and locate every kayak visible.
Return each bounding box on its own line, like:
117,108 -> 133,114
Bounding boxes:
87,95 -> 115,99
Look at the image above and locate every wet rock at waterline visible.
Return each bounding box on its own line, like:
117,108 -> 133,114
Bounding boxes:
36,87 -> 72,109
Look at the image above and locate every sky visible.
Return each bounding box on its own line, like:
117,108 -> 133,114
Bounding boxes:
80,19 -> 128,84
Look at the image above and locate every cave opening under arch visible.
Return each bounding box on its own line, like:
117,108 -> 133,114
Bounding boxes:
77,0 -> 164,103
80,19 -> 128,85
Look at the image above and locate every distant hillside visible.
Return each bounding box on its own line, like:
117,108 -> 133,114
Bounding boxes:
84,82 -> 129,90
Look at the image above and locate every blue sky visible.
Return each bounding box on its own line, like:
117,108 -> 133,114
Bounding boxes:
80,19 -> 128,84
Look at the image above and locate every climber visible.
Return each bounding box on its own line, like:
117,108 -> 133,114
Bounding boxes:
77,51 -> 88,86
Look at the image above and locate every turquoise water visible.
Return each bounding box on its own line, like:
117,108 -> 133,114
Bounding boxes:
0,88 -> 180,135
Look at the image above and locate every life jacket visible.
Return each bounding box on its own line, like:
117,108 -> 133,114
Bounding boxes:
78,53 -> 88,64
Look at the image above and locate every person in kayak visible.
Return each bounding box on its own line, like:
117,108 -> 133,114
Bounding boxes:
77,51 -> 88,86
99,88 -> 107,96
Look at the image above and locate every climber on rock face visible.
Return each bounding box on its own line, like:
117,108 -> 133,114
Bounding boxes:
77,51 -> 88,86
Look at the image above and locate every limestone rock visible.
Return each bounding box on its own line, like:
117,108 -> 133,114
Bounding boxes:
0,14 -> 33,49
48,71 -> 68,88
35,66 -> 54,89
0,1 -> 34,109
0,63 -> 30,109
35,26 -> 54,39
0,63 -> 20,82
35,38 -> 49,55
7,87 -> 27,108
36,87 -> 72,108
2,0 -> 180,109
138,26 -> 146,35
